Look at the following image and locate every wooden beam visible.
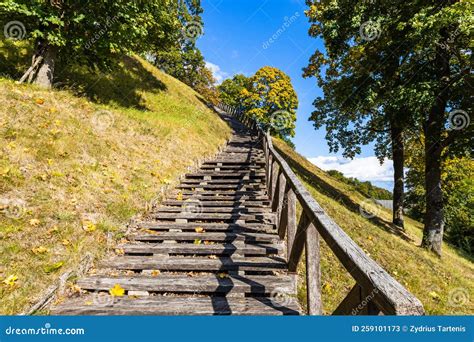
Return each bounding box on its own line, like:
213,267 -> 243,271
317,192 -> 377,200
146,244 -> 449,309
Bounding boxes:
288,212 -> 310,272
305,223 -> 322,315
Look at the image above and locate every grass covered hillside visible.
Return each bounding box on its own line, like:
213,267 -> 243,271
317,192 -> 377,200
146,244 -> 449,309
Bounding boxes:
0,51 -> 231,314
273,139 -> 473,315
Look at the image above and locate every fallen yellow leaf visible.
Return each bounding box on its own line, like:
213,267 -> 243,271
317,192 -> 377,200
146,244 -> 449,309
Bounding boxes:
194,227 -> 205,233
109,284 -> 125,297
82,221 -> 96,232
115,248 -> 125,256
194,239 -> 202,245
429,291 -> 440,300
3,275 -> 18,287
176,191 -> 183,201
217,273 -> 228,279
62,239 -> 71,246
32,246 -> 49,254
29,219 -> 40,227
151,270 -> 161,277
35,98 -> 45,105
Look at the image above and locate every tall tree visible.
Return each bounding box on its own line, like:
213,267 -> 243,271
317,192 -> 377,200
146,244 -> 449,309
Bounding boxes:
241,66 -> 298,138
218,74 -> 250,108
0,0 -> 177,88
304,0 -> 472,254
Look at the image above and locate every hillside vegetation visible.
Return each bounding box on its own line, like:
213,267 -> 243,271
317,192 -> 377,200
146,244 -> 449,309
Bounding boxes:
273,139 -> 473,315
0,51 -> 231,314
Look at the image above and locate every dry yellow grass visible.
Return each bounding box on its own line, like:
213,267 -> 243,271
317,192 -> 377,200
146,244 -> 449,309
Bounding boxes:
0,56 -> 231,314
273,138 -> 474,315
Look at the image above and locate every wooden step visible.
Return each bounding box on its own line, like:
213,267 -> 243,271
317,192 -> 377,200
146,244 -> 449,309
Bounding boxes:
135,222 -> 276,233
119,242 -> 283,256
154,207 -> 270,214
52,296 -> 300,315
76,274 -> 294,294
102,256 -> 287,272
162,200 -> 270,207
151,212 -> 275,223
130,231 -> 279,243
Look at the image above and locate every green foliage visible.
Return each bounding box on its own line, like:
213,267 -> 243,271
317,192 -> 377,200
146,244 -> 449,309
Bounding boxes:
218,74 -> 250,108
327,170 -> 392,200
241,66 -> 298,137
0,0 -> 178,72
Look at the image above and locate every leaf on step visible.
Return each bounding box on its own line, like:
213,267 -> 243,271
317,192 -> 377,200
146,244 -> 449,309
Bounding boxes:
32,246 -> 49,254
151,270 -> 161,277
217,272 -> 228,279
109,284 -> 125,297
193,239 -> 202,245
84,301 -> 93,306
194,227 -> 205,233
208,255 -> 217,259
44,261 -> 64,274
176,191 -> 183,201
115,248 -> 125,256
3,274 -> 18,287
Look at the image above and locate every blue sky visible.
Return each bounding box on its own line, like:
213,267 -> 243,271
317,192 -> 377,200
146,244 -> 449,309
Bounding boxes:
197,0 -> 394,190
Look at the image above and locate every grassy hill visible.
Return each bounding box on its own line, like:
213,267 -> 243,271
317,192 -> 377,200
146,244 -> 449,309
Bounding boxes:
0,47 -> 231,314
273,138 -> 473,315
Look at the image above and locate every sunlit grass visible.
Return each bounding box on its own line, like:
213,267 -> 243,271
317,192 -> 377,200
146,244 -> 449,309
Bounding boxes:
0,50 -> 231,314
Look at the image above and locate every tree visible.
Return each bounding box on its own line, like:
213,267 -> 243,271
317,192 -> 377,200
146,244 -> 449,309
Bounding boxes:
405,137 -> 473,254
0,0 -> 177,87
241,66 -> 298,138
304,0 -> 472,254
218,74 -> 250,108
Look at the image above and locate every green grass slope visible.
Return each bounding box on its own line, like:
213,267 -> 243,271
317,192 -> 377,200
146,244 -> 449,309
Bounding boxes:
273,138 -> 473,315
0,50 -> 231,314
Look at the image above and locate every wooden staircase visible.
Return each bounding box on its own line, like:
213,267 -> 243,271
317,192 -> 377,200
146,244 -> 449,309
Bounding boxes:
52,114 -> 301,315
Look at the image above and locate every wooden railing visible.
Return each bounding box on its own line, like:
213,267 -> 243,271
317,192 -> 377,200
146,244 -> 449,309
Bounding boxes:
217,103 -> 424,316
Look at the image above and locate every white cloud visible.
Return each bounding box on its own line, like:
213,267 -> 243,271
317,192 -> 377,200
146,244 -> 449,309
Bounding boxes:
308,156 -> 394,182
205,61 -> 228,84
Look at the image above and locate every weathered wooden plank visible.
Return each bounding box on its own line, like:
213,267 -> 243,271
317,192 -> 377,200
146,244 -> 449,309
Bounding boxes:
130,232 -> 279,243
305,223 -> 322,315
154,207 -> 271,214
52,296 -> 300,316
162,200 -> 270,207
137,222 -> 276,232
76,274 -> 293,294
151,212 -> 275,222
333,284 -> 363,315
120,242 -> 283,255
288,212 -> 311,272
102,256 -> 287,271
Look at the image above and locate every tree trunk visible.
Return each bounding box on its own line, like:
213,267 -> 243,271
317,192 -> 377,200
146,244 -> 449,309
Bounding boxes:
421,33 -> 450,256
421,109 -> 444,256
34,45 -> 57,88
391,122 -> 404,229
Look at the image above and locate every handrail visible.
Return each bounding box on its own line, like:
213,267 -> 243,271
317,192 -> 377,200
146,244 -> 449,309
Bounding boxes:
217,103 -> 424,316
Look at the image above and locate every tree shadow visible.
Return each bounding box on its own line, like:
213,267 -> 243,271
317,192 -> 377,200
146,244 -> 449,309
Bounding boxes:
55,55 -> 167,110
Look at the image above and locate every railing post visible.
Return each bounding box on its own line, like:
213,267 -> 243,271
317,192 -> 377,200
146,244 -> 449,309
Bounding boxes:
279,187 -> 296,251
305,222 -> 322,315
273,172 -> 287,229
269,161 -> 279,201
288,212 -> 310,272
